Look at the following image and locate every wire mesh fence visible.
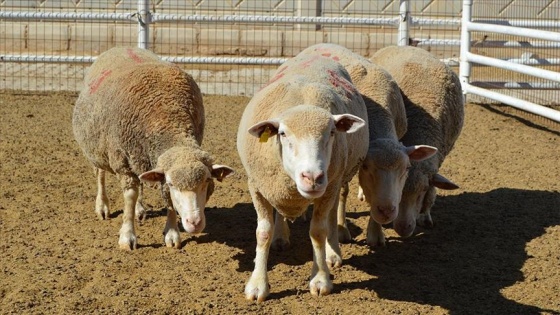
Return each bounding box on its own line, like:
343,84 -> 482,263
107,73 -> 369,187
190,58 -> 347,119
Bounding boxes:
0,0 -> 558,105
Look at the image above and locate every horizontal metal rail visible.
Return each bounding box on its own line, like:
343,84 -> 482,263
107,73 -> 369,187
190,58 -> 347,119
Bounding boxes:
474,19 -> 560,28
162,56 -> 287,65
151,13 -> 399,26
0,11 -> 136,21
471,81 -> 560,89
466,52 -> 560,82
464,84 -> 560,123
467,22 -> 560,42
0,55 -> 96,63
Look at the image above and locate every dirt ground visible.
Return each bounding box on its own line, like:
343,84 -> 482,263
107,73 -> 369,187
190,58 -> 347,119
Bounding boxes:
1,91 -> 559,315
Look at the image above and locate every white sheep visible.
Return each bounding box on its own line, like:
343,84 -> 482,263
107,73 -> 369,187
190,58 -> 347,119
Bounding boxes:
73,47 -> 234,250
293,43 -> 438,247
82,47 -> 164,222
371,45 -> 464,238
237,53 -> 368,301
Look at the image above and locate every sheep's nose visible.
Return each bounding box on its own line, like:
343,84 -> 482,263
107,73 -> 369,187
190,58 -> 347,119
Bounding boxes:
301,171 -> 325,188
378,205 -> 396,217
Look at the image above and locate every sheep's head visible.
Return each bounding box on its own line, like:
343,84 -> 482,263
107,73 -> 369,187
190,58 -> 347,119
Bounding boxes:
358,140 -> 438,224
248,105 -> 365,200
139,147 -> 234,234
394,161 -> 458,237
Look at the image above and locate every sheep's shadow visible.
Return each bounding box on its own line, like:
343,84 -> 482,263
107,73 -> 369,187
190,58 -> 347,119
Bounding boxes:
199,203 -> 316,272
340,188 -> 560,314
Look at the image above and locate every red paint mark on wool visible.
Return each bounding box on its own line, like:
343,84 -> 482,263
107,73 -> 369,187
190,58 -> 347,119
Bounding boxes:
327,69 -> 355,98
88,69 -> 112,94
258,65 -> 288,91
127,48 -> 144,63
300,55 -> 321,68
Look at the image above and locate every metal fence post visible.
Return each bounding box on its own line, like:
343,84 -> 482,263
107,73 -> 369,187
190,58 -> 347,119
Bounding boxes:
137,0 -> 151,49
398,0 -> 410,46
459,0 -> 473,101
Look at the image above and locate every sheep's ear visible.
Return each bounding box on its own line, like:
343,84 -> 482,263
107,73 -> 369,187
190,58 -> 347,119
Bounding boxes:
211,164 -> 235,182
333,114 -> 365,133
406,145 -> 438,161
139,169 -> 165,183
248,120 -> 280,140
430,173 -> 459,190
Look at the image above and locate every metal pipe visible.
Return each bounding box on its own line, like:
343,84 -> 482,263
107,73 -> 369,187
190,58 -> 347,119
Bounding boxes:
151,13 -> 399,26
137,0 -> 151,49
459,0 -> 473,98
0,11 -> 135,21
471,81 -> 560,90
474,19 -> 560,28
398,0 -> 410,46
467,52 -> 560,82
161,56 -> 287,65
467,22 -> 560,42
464,84 -> 560,123
0,55 -> 95,63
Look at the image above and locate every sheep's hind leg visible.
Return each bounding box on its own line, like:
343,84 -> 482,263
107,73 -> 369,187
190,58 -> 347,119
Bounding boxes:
95,168 -> 110,220
118,174 -> 139,250
271,211 -> 290,251
336,182 -> 352,243
135,183 -> 148,223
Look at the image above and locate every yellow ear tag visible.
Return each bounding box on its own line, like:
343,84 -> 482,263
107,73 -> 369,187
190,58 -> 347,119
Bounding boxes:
259,126 -> 271,143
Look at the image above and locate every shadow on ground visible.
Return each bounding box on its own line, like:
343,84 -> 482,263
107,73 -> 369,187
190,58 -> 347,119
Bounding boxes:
342,188 -> 560,314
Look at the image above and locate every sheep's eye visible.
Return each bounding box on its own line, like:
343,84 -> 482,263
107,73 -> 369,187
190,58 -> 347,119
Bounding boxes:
279,131 -> 286,137
167,182 -> 174,188
330,130 -> 336,137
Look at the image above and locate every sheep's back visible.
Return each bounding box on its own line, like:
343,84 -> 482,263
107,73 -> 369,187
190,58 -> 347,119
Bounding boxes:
73,62 -> 203,173
299,43 -> 407,140
371,46 -> 464,156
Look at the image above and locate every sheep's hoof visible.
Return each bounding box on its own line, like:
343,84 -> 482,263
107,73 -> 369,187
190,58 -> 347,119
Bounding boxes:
164,229 -> 182,249
366,234 -> 386,248
337,225 -> 352,243
417,213 -> 434,228
309,274 -> 332,296
245,278 -> 270,303
135,202 -> 148,223
118,233 -> 137,250
271,238 -> 290,251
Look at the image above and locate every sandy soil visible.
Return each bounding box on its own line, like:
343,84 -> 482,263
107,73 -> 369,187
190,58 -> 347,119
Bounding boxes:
0,91 -> 559,315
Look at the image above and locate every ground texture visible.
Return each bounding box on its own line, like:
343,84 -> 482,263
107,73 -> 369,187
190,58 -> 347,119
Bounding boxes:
1,91 -> 559,315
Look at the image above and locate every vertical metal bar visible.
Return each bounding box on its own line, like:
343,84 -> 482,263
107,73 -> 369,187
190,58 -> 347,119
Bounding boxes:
297,0 -> 322,31
398,0 -> 410,46
137,0 -> 151,49
459,0 -> 473,100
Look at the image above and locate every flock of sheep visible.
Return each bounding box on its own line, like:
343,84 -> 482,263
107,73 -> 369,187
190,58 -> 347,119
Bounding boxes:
72,43 -> 465,303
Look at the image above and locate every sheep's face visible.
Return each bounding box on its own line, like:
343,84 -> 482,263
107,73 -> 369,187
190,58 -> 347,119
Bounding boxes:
249,105 -> 365,200
140,150 -> 234,234
359,142 -> 438,225
394,160 -> 458,238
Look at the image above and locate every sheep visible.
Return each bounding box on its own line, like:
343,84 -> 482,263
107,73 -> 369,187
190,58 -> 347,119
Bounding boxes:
371,45 -> 464,238
83,47 -> 164,222
237,53 -> 368,301
73,47 -> 234,250
285,43 -> 438,247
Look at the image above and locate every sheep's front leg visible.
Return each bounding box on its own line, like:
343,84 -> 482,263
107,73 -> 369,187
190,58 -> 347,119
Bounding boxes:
161,185 -> 181,249
366,217 -> 386,247
336,182 -> 352,243
271,211 -> 290,251
245,187 -> 274,303
309,201 -> 334,296
95,168 -> 110,220
118,174 -> 139,250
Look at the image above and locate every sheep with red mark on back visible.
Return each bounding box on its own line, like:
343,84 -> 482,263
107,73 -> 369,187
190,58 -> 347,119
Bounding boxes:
73,47 -> 234,251
237,53 -> 368,302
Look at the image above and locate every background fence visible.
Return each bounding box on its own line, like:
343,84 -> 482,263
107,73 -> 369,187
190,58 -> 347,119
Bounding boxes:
1,0 -> 559,111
